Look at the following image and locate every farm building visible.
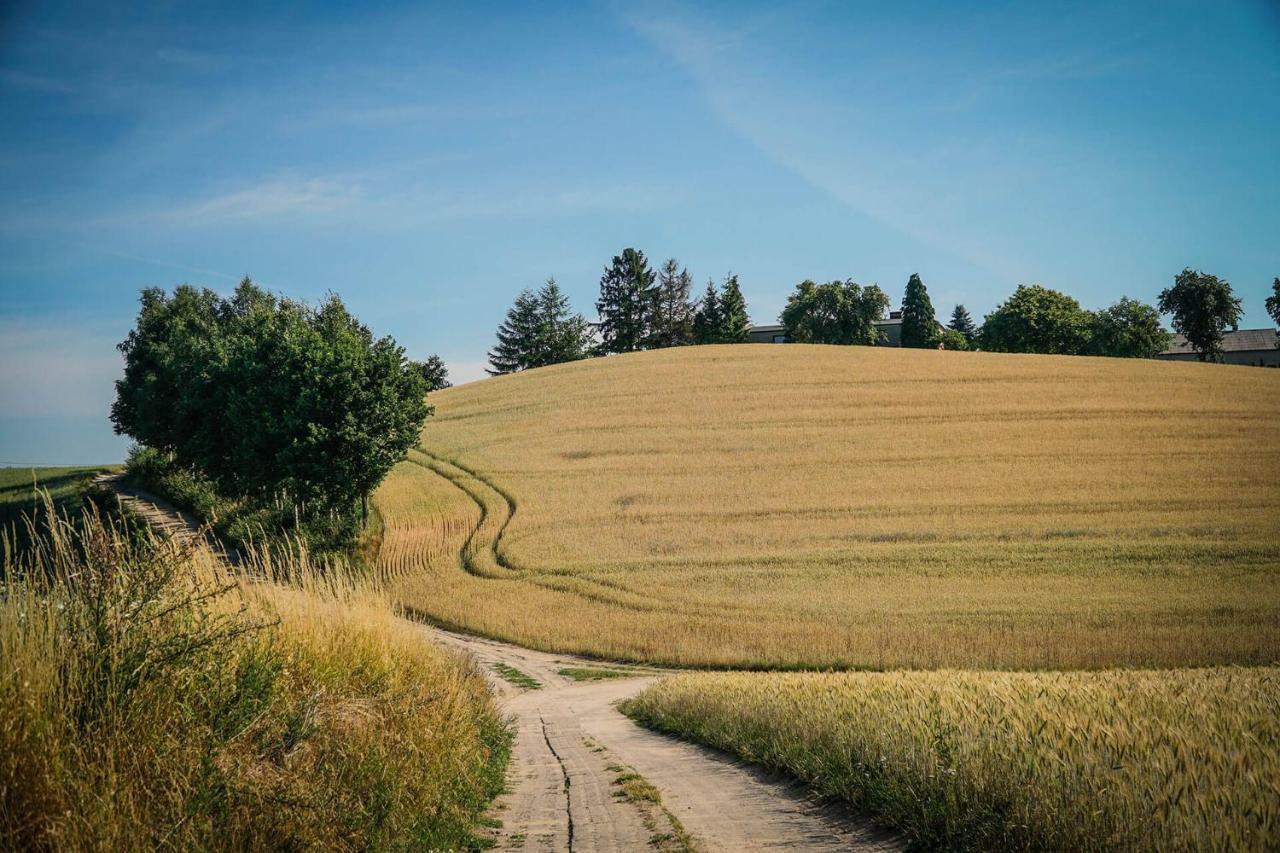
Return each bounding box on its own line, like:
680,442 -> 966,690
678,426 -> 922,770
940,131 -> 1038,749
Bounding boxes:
1155,329 -> 1280,367
748,311 -> 909,346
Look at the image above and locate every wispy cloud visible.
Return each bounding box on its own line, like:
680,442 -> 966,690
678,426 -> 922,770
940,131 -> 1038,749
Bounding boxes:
0,68 -> 76,94
164,176 -> 363,225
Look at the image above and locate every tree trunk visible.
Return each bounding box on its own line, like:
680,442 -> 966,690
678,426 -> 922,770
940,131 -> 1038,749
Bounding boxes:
361,492 -> 369,527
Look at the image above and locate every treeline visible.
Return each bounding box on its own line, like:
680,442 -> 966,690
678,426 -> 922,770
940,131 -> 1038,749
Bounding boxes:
112,278 -> 434,549
490,257 -> 1277,370
487,248 -> 750,374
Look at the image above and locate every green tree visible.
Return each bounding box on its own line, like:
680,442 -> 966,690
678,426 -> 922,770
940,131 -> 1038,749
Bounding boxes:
692,280 -> 722,344
1156,268 -> 1243,362
938,328 -> 970,351
1088,297 -> 1171,358
948,304 -> 977,344
900,273 -> 939,348
114,279 -> 428,529
414,354 -> 451,390
649,258 -> 696,348
780,279 -> 890,345
979,285 -> 1093,355
487,289 -> 542,375
717,274 -> 751,343
535,278 -> 592,366
1265,277 -> 1280,344
596,248 -> 657,354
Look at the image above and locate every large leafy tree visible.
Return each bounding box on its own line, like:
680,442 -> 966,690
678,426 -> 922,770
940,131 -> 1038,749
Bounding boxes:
113,278 -> 428,527
780,279 -> 890,345
596,248 -> 657,354
979,284 -> 1093,355
692,280 -> 722,344
900,273 -> 939,348
487,289 -> 542,375
1157,268 -> 1243,362
1088,297 -> 1171,358
717,274 -> 751,343
948,304 -> 977,345
649,258 -> 696,348
1265,277 -> 1280,344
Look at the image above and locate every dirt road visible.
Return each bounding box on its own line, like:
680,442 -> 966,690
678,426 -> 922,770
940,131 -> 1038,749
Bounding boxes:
97,475 -> 899,852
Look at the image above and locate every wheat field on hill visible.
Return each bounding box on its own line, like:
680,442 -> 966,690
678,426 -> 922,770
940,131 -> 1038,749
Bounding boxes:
378,344 -> 1280,669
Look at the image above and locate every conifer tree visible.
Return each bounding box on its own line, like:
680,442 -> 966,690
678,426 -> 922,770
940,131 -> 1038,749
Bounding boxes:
487,289 -> 541,375
900,273 -> 939,348
692,280 -> 722,344
596,248 -> 657,354
948,304 -> 977,344
717,274 -> 751,343
649,258 -> 696,348
536,278 -> 592,366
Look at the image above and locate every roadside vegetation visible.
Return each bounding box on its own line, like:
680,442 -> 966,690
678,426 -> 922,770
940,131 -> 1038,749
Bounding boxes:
0,497 -> 509,850
622,668 -> 1280,852
383,344 -> 1280,669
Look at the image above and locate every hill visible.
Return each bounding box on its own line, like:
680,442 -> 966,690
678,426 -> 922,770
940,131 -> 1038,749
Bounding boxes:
377,344 -> 1280,669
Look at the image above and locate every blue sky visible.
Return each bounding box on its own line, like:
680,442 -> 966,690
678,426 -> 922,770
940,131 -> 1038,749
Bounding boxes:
2,0 -> 1278,464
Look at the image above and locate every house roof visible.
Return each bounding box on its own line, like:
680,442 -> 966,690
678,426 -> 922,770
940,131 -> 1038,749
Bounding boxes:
1161,328 -> 1278,355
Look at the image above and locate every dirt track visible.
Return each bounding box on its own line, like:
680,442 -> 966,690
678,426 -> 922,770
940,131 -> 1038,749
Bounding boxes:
97,474 -> 899,852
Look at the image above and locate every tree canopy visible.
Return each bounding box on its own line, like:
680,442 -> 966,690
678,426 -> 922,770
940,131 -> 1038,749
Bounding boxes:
1089,297 -> 1170,358
900,273 -> 939,348
112,278 -> 429,527
948,304 -> 977,344
979,285 -> 1093,355
488,279 -> 592,374
1266,277 -> 1280,342
649,258 -> 696,348
1157,268 -> 1243,362
415,354 -> 451,390
596,248 -> 657,354
780,279 -> 890,346
717,275 -> 751,343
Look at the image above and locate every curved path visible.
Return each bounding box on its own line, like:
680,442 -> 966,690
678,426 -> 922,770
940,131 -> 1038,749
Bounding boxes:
97,474 -> 900,852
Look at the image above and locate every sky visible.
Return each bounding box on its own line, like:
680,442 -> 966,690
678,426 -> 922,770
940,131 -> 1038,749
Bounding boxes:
2,0 -> 1278,464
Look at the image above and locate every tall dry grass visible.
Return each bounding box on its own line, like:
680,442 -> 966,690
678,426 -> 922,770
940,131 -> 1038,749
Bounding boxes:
381,345 -> 1280,669
0,497 -> 509,851
622,668 -> 1280,851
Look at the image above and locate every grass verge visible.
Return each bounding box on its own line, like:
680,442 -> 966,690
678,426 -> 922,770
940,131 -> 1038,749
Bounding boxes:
1,496 -> 510,850
622,670 -> 1280,852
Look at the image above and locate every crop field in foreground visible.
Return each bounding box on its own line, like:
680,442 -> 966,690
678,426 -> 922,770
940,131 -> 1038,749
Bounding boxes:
621,668 -> 1280,851
378,344 -> 1280,669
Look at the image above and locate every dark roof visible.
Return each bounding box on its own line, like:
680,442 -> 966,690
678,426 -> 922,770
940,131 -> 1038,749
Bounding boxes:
1161,328 -> 1278,355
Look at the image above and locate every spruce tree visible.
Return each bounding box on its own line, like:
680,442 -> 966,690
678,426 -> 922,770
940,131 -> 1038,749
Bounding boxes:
649,258 -> 695,348
487,289 -> 541,374
717,274 -> 751,343
900,273 -> 939,348
692,280 -> 722,344
536,278 -> 592,366
596,248 -> 657,354
948,304 -> 977,344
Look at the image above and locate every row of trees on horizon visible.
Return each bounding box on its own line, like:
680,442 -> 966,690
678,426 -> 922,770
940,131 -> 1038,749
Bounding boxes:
486,251 -> 1280,373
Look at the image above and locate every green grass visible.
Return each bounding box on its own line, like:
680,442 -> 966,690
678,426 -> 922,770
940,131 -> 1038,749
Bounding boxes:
558,666 -> 635,682
0,465 -> 115,527
492,662 -> 542,690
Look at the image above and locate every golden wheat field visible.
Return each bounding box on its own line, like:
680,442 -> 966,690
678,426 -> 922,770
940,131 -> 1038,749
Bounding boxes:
377,344 -> 1280,669
621,668 -> 1280,851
